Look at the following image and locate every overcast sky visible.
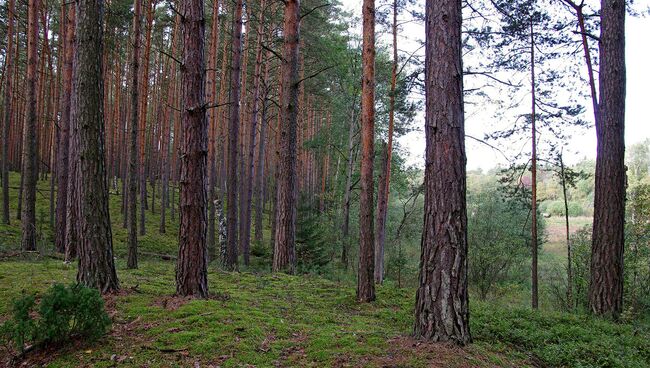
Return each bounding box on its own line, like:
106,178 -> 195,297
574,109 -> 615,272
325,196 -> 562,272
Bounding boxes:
341,0 -> 650,171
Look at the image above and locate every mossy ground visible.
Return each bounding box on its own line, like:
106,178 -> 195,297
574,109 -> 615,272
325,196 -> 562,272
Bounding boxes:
2,258 -> 649,367
1,258 -> 528,367
0,173 -> 649,367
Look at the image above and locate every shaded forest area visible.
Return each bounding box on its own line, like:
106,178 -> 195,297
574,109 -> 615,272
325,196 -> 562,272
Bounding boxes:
0,0 -> 649,366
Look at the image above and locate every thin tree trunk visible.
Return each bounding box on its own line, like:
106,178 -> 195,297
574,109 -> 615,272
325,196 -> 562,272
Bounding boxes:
74,0 -> 119,293
374,0 -> 399,284
357,0 -> 376,303
206,0 -> 221,261
559,151 -> 573,309
225,0 -> 244,271
240,0 -> 266,266
254,54 -> 271,243
530,20 -> 539,310
341,108 -> 357,269
2,0 -> 15,225
55,3 -> 75,253
139,0 -> 155,235
21,0 -> 41,251
589,0 -> 626,318
176,0 -> 209,298
414,0 -> 471,344
127,0 -> 142,269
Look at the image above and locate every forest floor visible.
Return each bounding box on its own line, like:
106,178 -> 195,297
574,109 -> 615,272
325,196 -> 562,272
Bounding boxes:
0,174 -> 649,367
1,257 -> 649,367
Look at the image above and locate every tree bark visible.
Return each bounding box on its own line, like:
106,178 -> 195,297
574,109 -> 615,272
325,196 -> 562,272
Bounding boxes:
374,0 -> 399,285
127,0 -> 142,269
240,0 -> 266,266
559,152 -> 573,309
55,3 -> 75,253
254,54 -> 271,243
530,20 -> 539,310
21,0 -> 40,251
225,0 -> 244,271
589,0 -> 626,318
74,0 -> 120,293
357,0 -> 376,303
176,0 -> 209,298
2,0 -> 15,225
414,0 -> 471,344
273,0 -> 301,274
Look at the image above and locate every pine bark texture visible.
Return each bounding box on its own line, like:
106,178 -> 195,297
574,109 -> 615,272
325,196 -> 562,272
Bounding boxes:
414,0 -> 471,344
589,0 -> 626,318
175,0 -> 209,298
127,0 -> 142,269
2,0 -> 15,225
74,0 -> 120,293
357,0 -> 376,302
21,0 -> 40,251
273,0 -> 301,274
225,0 -> 244,271
55,4 -> 75,253
374,0 -> 398,285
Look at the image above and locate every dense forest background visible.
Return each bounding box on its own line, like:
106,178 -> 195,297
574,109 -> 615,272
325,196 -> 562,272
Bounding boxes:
0,0 -> 648,365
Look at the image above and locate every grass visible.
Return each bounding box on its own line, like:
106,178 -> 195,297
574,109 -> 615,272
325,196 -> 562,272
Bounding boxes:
1,259 -> 649,367
1,173 -> 649,367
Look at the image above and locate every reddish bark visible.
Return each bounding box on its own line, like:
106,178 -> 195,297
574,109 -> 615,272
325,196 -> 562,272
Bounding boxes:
273,0 -> 301,274
176,0 -> 209,298
357,0 -> 376,303
413,0 -> 471,344
589,0 -> 626,318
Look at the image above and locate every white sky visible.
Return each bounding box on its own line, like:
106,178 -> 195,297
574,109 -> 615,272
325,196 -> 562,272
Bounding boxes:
340,0 -> 650,171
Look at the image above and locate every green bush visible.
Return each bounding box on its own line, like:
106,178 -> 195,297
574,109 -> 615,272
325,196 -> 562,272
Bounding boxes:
0,284 -> 111,353
472,301 -> 650,367
541,200 -> 585,217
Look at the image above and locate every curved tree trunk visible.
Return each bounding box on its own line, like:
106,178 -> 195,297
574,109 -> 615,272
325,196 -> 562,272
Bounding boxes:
414,0 -> 471,345
176,0 -> 209,298
74,0 -> 119,293
589,0 -> 626,318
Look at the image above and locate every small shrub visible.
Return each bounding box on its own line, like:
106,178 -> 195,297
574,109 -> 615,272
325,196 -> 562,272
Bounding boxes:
0,284 -> 111,354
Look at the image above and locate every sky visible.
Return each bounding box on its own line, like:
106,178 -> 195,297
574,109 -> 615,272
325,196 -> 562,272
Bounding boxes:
340,0 -> 650,171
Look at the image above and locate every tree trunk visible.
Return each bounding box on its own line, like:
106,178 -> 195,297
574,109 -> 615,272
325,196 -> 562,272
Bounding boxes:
127,0 -> 142,269
341,108 -> 357,269
176,0 -> 209,298
357,0 -> 376,303
74,0 -> 119,293
2,0 -> 15,225
206,0 -> 221,261
240,0 -> 266,266
559,152 -> 573,309
225,0 -> 244,271
589,0 -> 626,318
21,0 -> 40,252
374,0 -> 399,285
254,55 -> 271,243
530,20 -> 539,310
273,0 -> 301,274
414,0 -> 471,344
55,3 -> 75,253
139,0 -> 155,235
